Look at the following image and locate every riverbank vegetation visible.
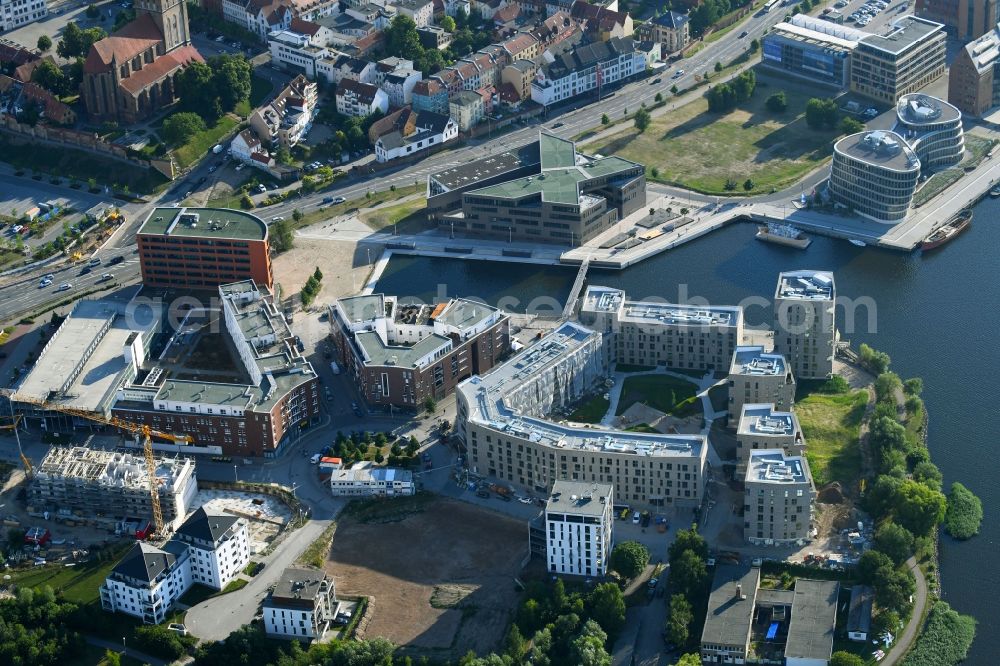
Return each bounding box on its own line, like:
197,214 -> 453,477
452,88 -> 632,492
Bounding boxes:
944,482 -> 984,539
900,601 -> 977,666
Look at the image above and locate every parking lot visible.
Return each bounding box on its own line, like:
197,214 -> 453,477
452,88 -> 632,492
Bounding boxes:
825,0 -> 913,32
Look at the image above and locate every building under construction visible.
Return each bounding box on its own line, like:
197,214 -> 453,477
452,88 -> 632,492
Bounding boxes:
28,447 -> 198,533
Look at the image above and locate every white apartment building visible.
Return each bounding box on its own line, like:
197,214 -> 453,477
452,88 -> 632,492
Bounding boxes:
391,0 -> 433,26
329,467 -> 415,496
0,0 -> 47,31
374,111 -> 458,162
531,37 -> 646,107
264,567 -> 337,640
773,271 -> 836,379
269,30 -> 335,80
381,69 -> 422,106
743,450 -> 815,546
545,480 -> 614,578
248,74 -> 317,148
335,78 -> 389,117
728,346 -> 796,424
100,508 -> 250,624
736,404 -> 805,477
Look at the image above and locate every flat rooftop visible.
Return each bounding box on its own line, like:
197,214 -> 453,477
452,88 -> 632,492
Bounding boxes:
267,567 -> 329,606
621,300 -> 741,328
355,329 -> 451,368
582,285 -> 625,313
786,580 -> 839,661
858,16 -> 943,56
138,207 -> 267,241
730,346 -> 787,377
738,404 -> 799,437
336,294 -> 386,323
547,480 -> 612,517
776,270 -> 835,300
746,450 -> 811,485
895,93 -> 960,126
429,141 -> 540,192
770,21 -> 859,50
155,379 -> 258,409
835,130 -> 920,172
16,299 -> 155,413
701,565 -> 760,650
331,467 -> 413,483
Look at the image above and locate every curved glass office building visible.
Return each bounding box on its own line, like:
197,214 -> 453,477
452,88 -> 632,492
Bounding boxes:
894,93 -> 964,169
830,130 -> 921,222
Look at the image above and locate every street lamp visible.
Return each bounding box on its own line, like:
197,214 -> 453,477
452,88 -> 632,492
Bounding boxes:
233,464 -> 238,483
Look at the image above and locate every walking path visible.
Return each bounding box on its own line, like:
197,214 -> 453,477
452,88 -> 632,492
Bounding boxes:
84,636 -> 169,666
883,556 -> 929,666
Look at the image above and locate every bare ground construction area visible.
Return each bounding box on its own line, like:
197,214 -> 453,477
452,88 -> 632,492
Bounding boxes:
325,497 -> 527,659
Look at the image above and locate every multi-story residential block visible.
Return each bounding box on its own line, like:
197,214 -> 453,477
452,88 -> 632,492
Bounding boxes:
451,133 -> 645,244
336,78 -> 389,116
736,404 -> 805,477
268,29 -> 336,80
743,450 -> 815,546
136,207 -> 273,289
531,36 -> 646,107
948,26 -> 1000,117
329,467 -> 416,496
112,281 -> 320,457
100,508 -> 250,624
916,0 -> 996,40
380,68 -> 422,105
580,285 -> 743,373
570,0 -> 633,40
637,9 -> 689,54
544,480 -> 613,577
248,74 -> 317,148
829,130 -> 921,222
373,55 -> 414,84
324,54 -> 377,85
449,89 -> 488,130
761,15 -> 860,88
331,293 -> 510,408
412,78 -> 449,113
501,59 -> 537,101
773,271 -> 836,379
892,93 -> 964,169
264,567 -> 337,639
392,0 -> 433,25
849,16 -> 945,103
171,507 -> 251,589
0,0 -> 47,31
727,346 -> 795,423
457,321 -> 708,507
29,446 -> 198,533
503,32 -> 541,60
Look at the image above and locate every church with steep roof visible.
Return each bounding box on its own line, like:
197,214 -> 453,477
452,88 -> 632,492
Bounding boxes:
81,0 -> 203,122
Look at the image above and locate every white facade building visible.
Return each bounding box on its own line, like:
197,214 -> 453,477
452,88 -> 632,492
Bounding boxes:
374,112 -> 458,162
335,79 -> 389,117
0,0 -> 47,31
545,480 -> 613,578
263,567 -> 337,640
391,0 -> 433,26
329,467 -> 415,496
531,37 -> 646,107
380,69 -> 422,106
100,508 -> 250,624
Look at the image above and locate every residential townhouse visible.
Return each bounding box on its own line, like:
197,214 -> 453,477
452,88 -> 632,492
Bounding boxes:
373,55 -> 415,84
449,88 -> 489,130
392,0 -> 434,25
636,9 -> 689,55
531,36 -> 645,106
503,31 -> 541,60
230,128 -> 277,171
381,68 -> 423,105
336,78 -> 389,116
412,78 -> 450,113
326,53 -> 377,84
264,567 -> 337,640
374,110 -> 458,161
501,58 -> 537,102
418,24 -> 453,48
570,0 -> 633,39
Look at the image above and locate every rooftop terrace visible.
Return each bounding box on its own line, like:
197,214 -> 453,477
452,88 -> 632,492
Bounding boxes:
895,93 -> 960,126
138,207 -> 268,241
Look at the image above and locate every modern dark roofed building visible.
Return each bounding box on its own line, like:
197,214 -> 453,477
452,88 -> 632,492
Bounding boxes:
137,207 -> 273,289
112,541 -> 177,584
174,506 -> 241,545
446,132 -> 646,244
426,141 -> 542,219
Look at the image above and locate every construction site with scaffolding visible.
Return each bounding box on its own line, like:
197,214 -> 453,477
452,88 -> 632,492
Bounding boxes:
27,447 -> 198,534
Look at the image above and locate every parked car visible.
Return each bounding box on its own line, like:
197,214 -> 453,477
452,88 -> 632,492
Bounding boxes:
56,283 -> 72,292
518,496 -> 533,505
632,511 -> 642,525
99,273 -> 113,282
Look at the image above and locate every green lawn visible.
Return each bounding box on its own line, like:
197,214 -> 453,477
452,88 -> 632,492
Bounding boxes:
584,71 -> 839,195
795,389 -> 868,487
359,196 -> 428,234
8,545 -> 130,605
569,395 -> 610,423
250,73 -> 272,107
172,114 -> 240,170
615,374 -> 700,417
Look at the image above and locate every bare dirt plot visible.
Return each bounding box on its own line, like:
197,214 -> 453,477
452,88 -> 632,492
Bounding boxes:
270,237 -> 376,303
325,497 -> 527,658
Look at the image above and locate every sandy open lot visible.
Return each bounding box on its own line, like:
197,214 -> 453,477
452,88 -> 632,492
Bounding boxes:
325,497 -> 528,658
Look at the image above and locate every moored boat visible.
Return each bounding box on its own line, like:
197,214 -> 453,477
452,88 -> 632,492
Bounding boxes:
990,186 -> 1000,198
921,209 -> 972,251
755,223 -> 811,249
849,239 -> 866,247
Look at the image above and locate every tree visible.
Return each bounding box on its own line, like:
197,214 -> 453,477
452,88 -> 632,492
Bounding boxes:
86,3 -> 100,18
313,266 -> 323,281
31,60 -> 68,96
176,60 -> 216,115
134,625 -> 186,660
945,481 -> 984,539
270,218 -> 294,252
743,179 -> 754,191
894,479 -> 946,536
912,460 -> 942,490
588,583 -> 625,636
601,113 -> 610,125
572,632 -> 611,666
731,70 -> 756,102
440,15 -> 456,31
37,35 -> 52,52
650,166 -> 659,178
424,396 -> 437,413
530,628 -> 553,666
670,84 -> 679,94
57,22 -> 106,59
874,372 -> 902,403
102,648 -> 122,666
655,92 -> 663,102
874,565 -> 916,615
386,15 -> 424,60
502,624 -> 527,660
766,91 -> 787,113
677,655 -> 702,666
830,652 -> 865,666
669,527 -> 709,562
666,594 -> 693,646
161,112 -> 206,146
805,97 -> 838,129
610,540 -> 649,580
670,548 -> 708,598
634,107 -> 651,132
875,521 -> 914,565
749,38 -> 760,53
292,208 -> 303,223
841,116 -> 865,134
213,54 -> 252,111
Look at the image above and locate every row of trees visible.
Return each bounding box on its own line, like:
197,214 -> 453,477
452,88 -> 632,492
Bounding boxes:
689,0 -> 741,37
665,527 -> 711,649
300,266 -> 324,306
383,13 -> 492,77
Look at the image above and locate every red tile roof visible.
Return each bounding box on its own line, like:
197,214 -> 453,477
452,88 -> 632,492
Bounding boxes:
0,41 -> 39,67
119,45 -> 203,96
289,16 -> 321,35
84,14 -> 163,75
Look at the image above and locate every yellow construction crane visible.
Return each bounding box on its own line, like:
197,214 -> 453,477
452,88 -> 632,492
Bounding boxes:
0,415 -> 31,478
2,392 -> 192,535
